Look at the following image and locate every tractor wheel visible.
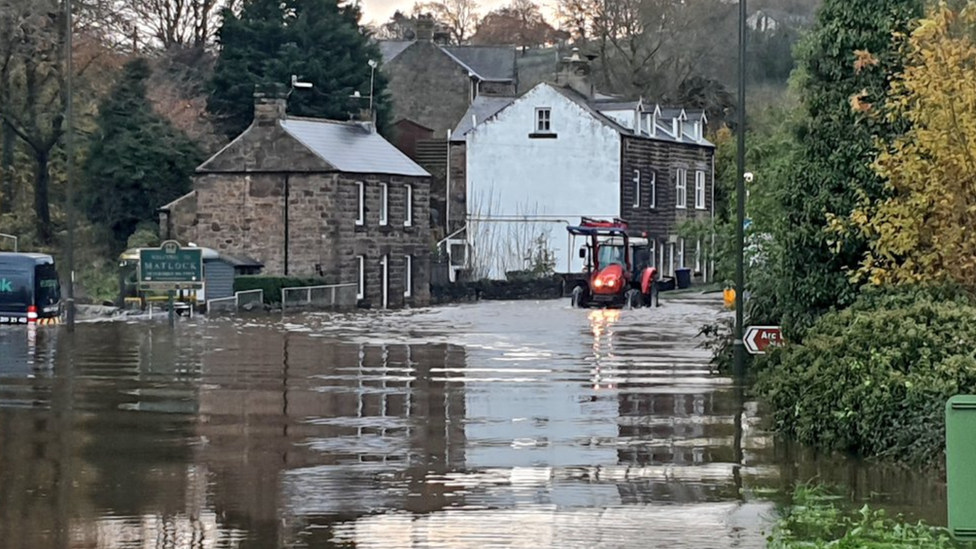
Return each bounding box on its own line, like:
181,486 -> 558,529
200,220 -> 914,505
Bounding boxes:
571,285 -> 589,308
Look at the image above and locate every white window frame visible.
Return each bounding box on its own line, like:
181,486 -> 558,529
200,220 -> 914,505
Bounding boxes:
649,171 -> 656,209
668,242 -> 675,275
678,239 -> 685,268
695,239 -> 702,272
404,254 -> 412,297
695,170 -> 706,210
355,181 -> 364,226
535,107 -> 551,133
404,184 -> 413,227
380,182 -> 388,226
676,169 -> 687,209
633,169 -> 640,208
356,255 -> 365,299
381,254 -> 389,309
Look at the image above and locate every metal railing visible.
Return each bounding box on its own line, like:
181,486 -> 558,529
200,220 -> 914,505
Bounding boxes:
281,283 -> 357,312
207,289 -> 264,313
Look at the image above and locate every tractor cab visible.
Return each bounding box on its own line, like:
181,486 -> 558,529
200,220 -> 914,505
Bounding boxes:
567,218 -> 658,309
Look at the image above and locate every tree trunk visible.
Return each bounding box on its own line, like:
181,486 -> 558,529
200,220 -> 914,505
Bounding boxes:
34,151 -> 51,241
0,122 -> 14,214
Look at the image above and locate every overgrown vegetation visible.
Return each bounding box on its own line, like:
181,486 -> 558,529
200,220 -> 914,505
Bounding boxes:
756,285 -> 976,466
768,485 -> 959,548
234,275 -> 329,305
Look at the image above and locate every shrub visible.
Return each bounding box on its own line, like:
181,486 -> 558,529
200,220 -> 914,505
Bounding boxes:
756,285 -> 976,466
234,275 -> 328,305
768,484 -> 957,548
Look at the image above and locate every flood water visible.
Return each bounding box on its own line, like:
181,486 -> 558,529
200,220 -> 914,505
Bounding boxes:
0,296 -> 947,548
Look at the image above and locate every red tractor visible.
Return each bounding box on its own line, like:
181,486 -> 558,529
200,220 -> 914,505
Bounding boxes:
567,218 -> 658,309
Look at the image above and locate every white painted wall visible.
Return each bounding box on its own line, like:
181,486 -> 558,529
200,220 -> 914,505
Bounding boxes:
466,84 -> 621,278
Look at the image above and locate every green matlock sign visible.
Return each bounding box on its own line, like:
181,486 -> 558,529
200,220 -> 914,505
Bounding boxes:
139,240 -> 203,288
946,395 -> 976,541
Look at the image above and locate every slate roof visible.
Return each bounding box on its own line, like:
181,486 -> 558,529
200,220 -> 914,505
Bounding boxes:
280,118 -> 430,177
451,96 -> 517,139
441,46 -> 516,81
378,40 -> 413,63
377,40 -> 516,82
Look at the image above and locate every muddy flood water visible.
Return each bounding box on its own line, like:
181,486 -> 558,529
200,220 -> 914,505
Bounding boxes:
0,295 -> 947,548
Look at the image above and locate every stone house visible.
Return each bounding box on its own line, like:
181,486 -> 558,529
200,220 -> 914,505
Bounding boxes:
448,50 -> 716,280
161,90 -> 432,309
378,19 -> 519,236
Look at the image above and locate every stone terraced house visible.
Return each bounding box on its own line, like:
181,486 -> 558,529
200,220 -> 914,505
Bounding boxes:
161,89 -> 432,309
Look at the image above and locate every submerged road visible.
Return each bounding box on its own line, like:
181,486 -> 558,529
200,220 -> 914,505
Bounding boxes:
0,295 -> 946,548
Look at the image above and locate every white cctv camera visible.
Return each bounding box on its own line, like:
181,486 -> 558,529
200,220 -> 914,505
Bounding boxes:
744,172 -> 754,183
291,75 -> 313,89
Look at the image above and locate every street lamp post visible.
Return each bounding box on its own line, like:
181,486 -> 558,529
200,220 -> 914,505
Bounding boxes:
367,59 -> 378,118
733,0 -> 748,376
65,0 -> 76,332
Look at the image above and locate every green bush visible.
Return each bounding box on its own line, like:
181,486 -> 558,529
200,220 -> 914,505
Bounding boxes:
233,275 -> 328,305
768,484 -> 958,548
756,285 -> 976,466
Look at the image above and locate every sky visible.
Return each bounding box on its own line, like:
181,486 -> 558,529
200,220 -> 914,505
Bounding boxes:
359,0 -> 559,28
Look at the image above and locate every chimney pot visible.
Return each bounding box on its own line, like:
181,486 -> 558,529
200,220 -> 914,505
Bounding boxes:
416,15 -> 435,41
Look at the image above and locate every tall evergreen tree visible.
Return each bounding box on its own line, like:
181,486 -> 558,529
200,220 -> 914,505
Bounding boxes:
764,0 -> 921,337
207,0 -> 390,138
85,58 -> 203,246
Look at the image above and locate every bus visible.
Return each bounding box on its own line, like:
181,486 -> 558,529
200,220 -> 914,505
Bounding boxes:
0,253 -> 62,324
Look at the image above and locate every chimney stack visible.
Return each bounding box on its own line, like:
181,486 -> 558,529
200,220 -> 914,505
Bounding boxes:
415,15 -> 435,42
253,83 -> 288,126
555,47 -> 595,99
358,108 -> 376,133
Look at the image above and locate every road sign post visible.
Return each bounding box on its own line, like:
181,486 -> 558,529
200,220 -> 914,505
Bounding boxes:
947,395 -> 976,542
138,241 -> 203,326
743,325 -> 784,355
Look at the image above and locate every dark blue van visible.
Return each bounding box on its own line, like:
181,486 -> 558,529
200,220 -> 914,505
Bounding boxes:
0,253 -> 62,324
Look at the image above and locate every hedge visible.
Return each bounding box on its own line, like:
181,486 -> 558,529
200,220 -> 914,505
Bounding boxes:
233,275 -> 328,305
756,285 -> 976,467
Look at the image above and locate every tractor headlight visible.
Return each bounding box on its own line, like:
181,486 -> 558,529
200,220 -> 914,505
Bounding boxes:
607,279 -> 615,288
593,279 -> 604,288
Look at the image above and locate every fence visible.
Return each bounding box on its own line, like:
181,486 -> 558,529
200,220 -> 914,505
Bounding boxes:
281,283 -> 357,313
207,289 -> 264,314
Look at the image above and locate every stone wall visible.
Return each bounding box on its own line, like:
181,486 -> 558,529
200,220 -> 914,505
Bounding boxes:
160,191 -> 197,242
191,171 -> 432,308
385,42 -> 472,136
447,142 -> 467,234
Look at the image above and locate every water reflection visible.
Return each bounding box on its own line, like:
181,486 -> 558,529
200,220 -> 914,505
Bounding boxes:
0,299 -> 948,549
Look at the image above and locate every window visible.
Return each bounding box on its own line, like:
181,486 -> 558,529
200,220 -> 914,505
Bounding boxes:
695,170 -> 706,209
355,181 -> 364,225
633,170 -> 641,208
380,182 -> 388,226
356,255 -> 365,299
535,108 -> 551,132
695,239 -> 702,272
676,169 -> 687,209
668,242 -> 675,275
649,171 -> 656,208
404,255 -> 412,297
678,239 -> 685,268
404,184 -> 413,227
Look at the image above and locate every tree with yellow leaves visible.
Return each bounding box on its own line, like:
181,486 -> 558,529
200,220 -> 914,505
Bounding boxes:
842,3 -> 976,288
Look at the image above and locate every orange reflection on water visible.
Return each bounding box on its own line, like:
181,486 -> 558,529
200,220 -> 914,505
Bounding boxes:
588,309 -> 621,390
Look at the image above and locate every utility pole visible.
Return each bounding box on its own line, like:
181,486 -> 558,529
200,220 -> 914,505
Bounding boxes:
733,0 -> 748,376
65,0 -> 76,332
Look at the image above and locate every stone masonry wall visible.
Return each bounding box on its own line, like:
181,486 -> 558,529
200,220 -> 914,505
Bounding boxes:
192,171 -> 432,308
385,41 -> 472,136
447,142 -> 467,235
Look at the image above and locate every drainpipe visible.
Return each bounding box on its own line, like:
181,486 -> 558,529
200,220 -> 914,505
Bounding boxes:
446,129 -> 451,236
284,174 -> 290,276
710,152 -> 715,284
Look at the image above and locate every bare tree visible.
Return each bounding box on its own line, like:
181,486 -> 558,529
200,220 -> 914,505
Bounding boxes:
126,0 -> 224,49
412,0 -> 479,44
471,0 -> 566,51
